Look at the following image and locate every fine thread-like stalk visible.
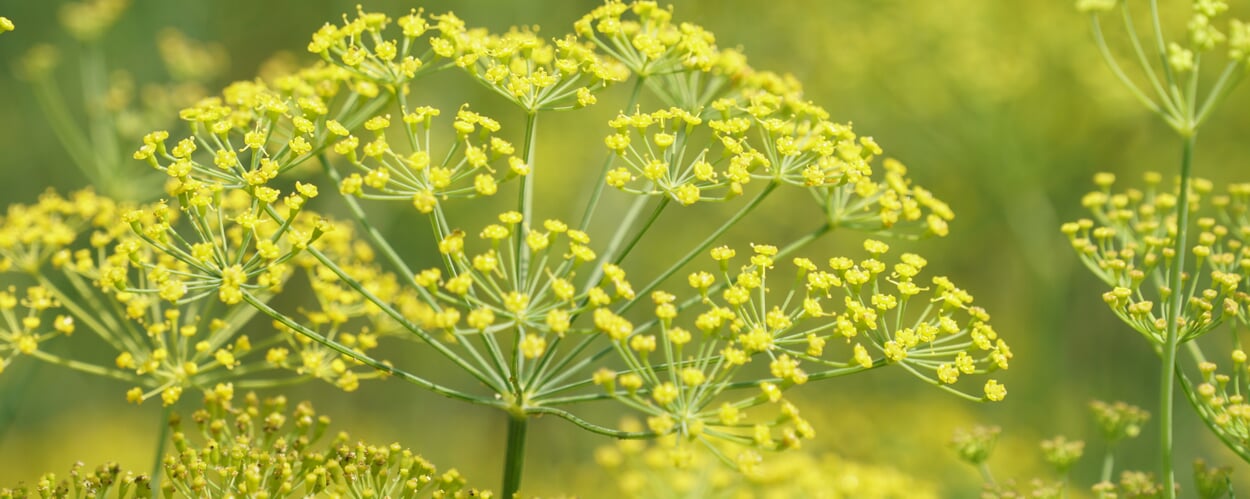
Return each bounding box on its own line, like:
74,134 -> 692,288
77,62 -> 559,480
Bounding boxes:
316,154 -> 507,385
577,77 -> 646,233
242,291 -> 503,407
618,181 -> 780,315
1089,15 -> 1175,128
532,221 -> 833,401
502,414 -> 528,499
580,195 -> 668,294
1158,133 -> 1195,498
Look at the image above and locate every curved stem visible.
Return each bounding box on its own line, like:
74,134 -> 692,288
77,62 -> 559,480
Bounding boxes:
1148,0 -> 1181,103
526,405 -> 654,439
1178,343 -> 1250,461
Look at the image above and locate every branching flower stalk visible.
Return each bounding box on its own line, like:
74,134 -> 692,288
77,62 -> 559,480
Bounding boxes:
1075,0 -> 1250,494
2,3 -> 1012,497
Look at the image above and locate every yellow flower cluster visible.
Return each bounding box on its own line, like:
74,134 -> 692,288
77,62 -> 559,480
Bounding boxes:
453,27 -> 628,112
1062,172 -> 1248,345
0,462 -> 149,499
603,86 -> 953,237
399,213 -> 597,362
596,422 -> 939,498
308,6 -> 458,89
576,0 -> 748,109
57,0 -> 127,41
0,17 -> 13,35
0,285 -> 74,375
119,188 -> 326,306
0,189 -> 123,272
0,390 -> 490,498
336,106 -> 526,213
162,389 -> 489,498
1124,0 -> 1242,74
0,189 -> 396,404
96,3 -> 1008,489
594,238 -> 1009,457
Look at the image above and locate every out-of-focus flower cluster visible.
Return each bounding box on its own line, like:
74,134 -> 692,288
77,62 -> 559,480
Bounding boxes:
595,419 -> 938,499
953,400 -> 1177,499
0,389 -> 489,498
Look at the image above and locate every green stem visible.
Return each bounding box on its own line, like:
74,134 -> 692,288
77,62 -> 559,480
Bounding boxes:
502,414 -> 528,499
150,404 -> 172,490
978,462 -> 996,487
1158,133 -> 1195,499
1100,448 -> 1116,483
517,112 -> 539,282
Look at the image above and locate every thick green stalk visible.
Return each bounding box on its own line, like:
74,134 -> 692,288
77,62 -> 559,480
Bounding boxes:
517,112 -> 539,281
1159,133 -> 1195,498
502,414 -> 528,499
1100,449 -> 1116,483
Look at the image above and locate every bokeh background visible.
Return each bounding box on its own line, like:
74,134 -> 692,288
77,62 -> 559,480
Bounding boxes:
0,0 -> 1248,496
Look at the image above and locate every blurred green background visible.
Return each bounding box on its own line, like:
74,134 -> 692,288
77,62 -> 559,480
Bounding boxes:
1,0 -> 1248,496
